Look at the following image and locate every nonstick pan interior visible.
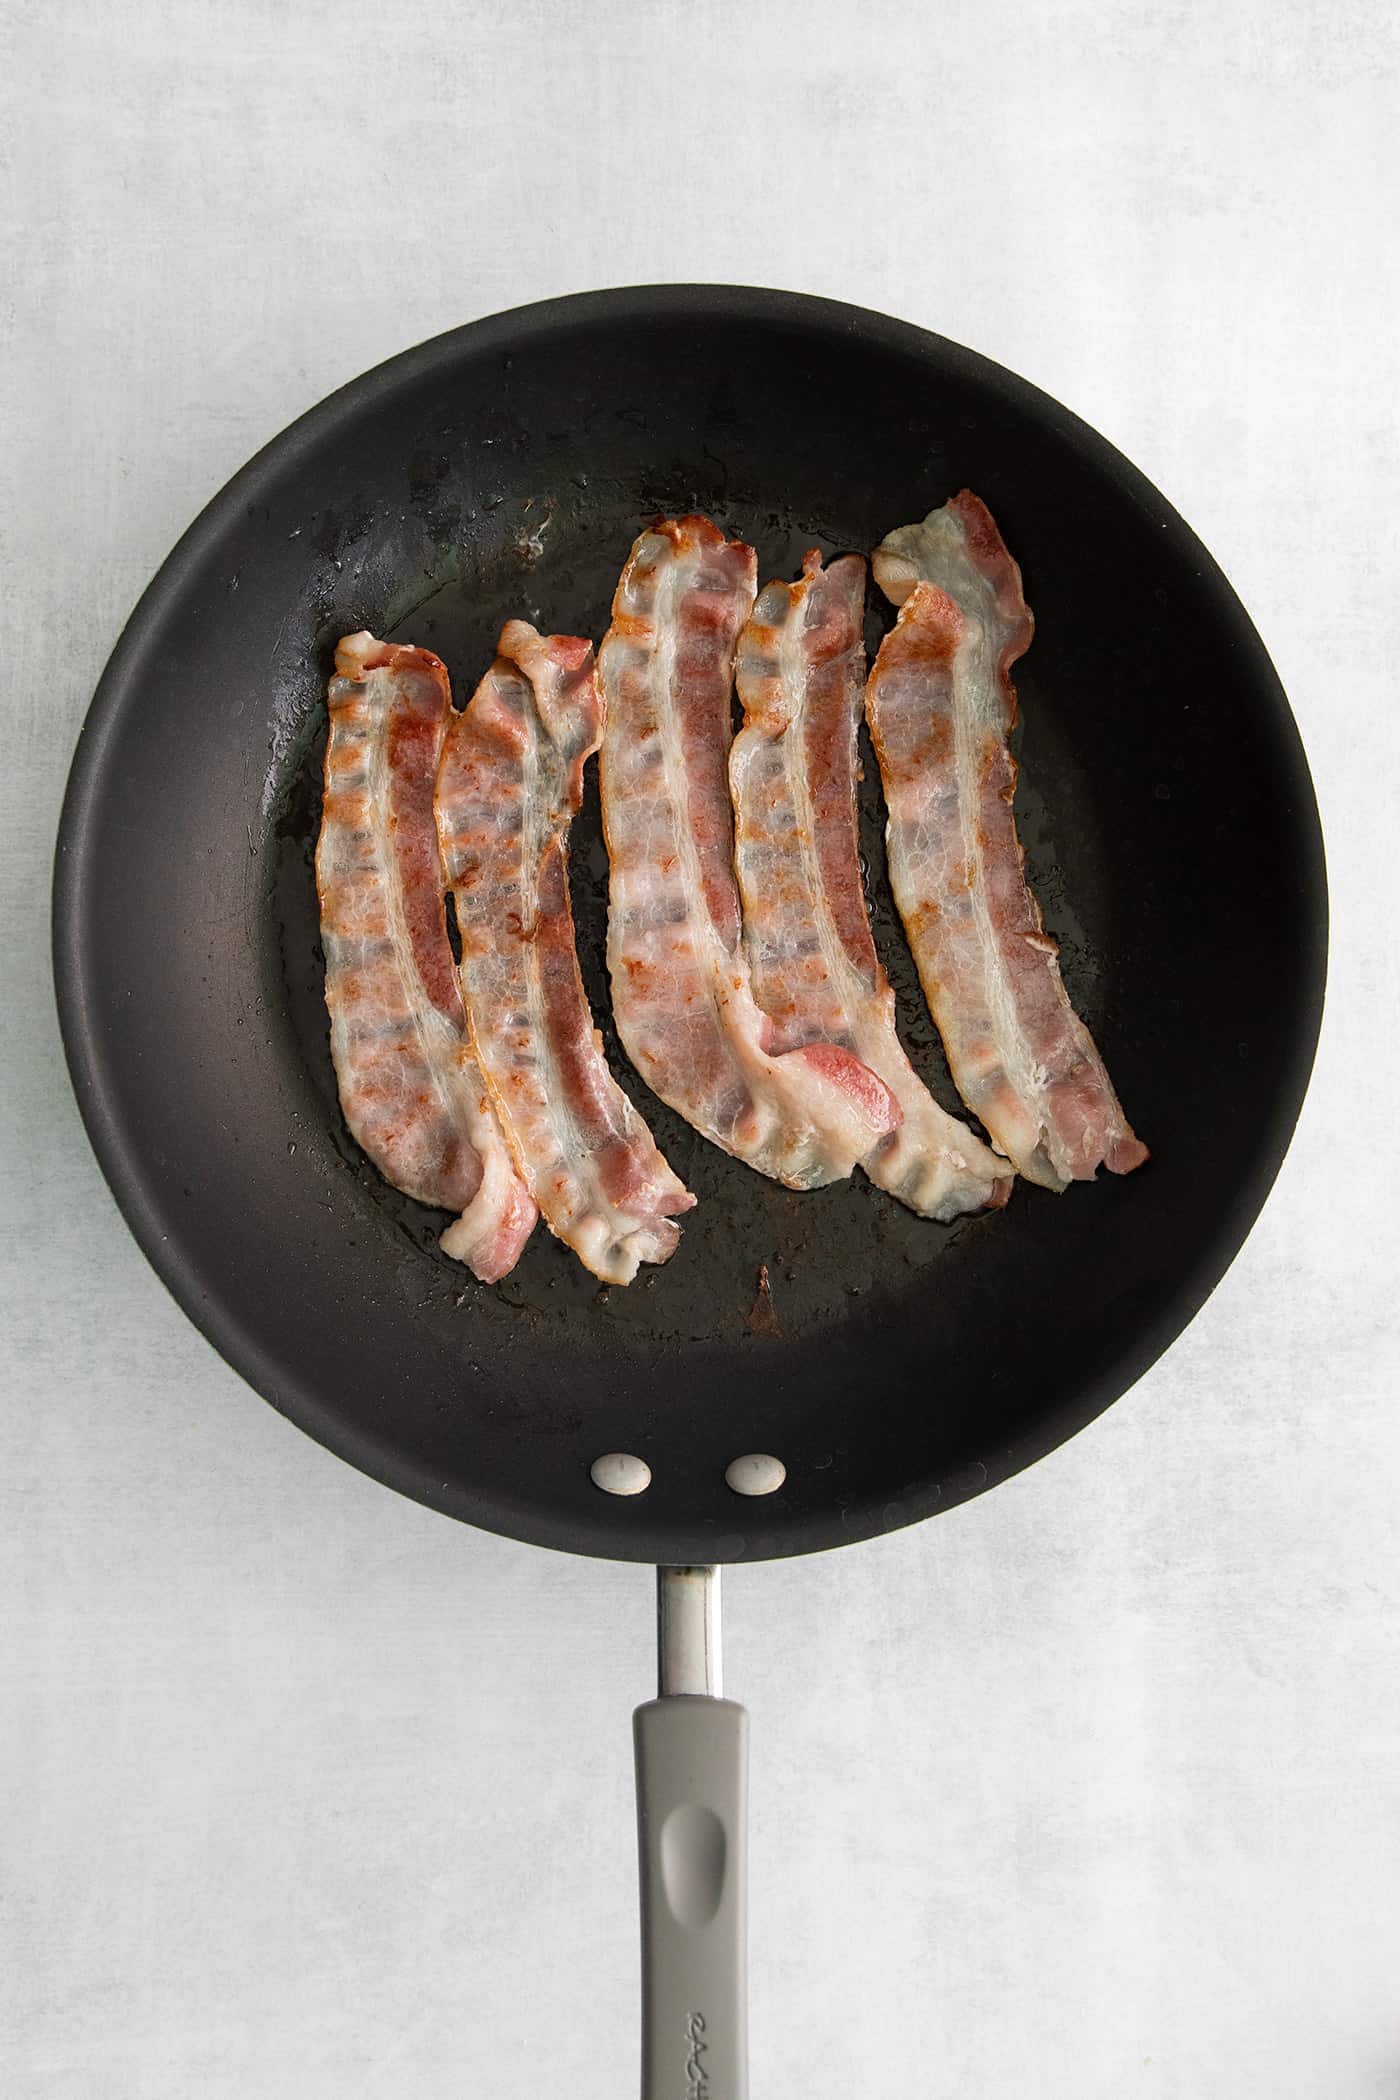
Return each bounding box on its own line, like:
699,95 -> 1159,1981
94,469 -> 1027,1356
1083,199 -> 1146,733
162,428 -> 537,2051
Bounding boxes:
53,288 -> 1326,1563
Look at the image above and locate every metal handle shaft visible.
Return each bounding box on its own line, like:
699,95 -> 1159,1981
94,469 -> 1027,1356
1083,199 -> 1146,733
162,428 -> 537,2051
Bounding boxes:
657,1565 -> 722,1696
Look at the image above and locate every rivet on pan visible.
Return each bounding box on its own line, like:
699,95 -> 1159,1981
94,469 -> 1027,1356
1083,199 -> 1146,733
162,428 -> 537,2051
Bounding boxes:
725,1453 -> 786,1497
590,1452 -> 652,1497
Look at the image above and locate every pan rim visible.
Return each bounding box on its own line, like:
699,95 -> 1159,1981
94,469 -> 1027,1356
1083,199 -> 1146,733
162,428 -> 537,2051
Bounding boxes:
51,283 -> 1328,1563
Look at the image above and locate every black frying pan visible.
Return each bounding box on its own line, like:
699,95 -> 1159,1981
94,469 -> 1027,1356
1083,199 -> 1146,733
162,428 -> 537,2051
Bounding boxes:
52,286 -> 1325,2090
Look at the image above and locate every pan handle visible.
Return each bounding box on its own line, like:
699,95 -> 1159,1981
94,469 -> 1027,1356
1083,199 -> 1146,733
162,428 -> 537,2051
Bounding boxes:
634,1568 -> 748,2100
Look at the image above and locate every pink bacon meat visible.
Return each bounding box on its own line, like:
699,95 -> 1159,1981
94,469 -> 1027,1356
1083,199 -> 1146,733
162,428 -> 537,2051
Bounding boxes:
598,517 -> 899,1189
868,492 -> 1148,1189
731,551 -> 1012,1220
316,635 -> 537,1283
435,621 -> 694,1285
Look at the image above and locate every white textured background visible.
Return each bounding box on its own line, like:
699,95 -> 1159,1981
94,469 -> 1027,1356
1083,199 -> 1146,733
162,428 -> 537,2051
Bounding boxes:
4,3 -> 1398,2095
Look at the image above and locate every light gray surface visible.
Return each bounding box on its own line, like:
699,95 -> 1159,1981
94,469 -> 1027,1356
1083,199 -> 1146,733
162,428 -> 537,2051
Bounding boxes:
3,3 -> 1397,2094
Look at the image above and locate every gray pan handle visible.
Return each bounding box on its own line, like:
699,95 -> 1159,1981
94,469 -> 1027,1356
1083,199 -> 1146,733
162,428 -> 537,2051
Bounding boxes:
634,1567 -> 747,2100
634,1695 -> 748,2100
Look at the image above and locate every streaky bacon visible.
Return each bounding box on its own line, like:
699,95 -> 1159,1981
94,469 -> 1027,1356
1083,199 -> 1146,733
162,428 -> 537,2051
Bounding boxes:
868,491 -> 1148,1189
435,621 -> 695,1285
597,517 -> 900,1189
316,634 -> 537,1282
731,551 -> 1012,1220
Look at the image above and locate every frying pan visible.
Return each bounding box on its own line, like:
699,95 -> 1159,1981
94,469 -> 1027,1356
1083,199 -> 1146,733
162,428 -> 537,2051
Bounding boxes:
53,285 -> 1325,2093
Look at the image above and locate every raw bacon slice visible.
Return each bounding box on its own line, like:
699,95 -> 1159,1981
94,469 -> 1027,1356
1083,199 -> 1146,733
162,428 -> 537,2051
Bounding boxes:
731,551 -> 1012,1220
868,492 -> 1148,1189
316,635 -> 537,1283
597,517 -> 900,1190
436,622 -> 695,1285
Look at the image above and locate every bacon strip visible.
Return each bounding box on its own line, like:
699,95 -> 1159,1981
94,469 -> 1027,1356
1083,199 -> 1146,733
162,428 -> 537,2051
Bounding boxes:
597,517 -> 900,1189
730,552 -> 1012,1220
316,635 -> 537,1282
868,492 -> 1148,1189
435,622 -> 695,1284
